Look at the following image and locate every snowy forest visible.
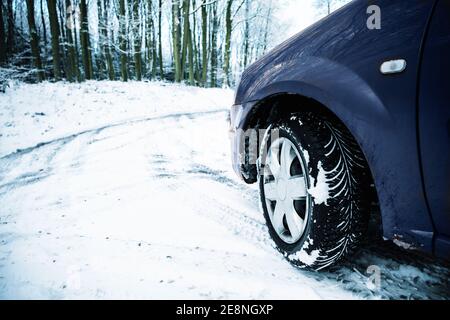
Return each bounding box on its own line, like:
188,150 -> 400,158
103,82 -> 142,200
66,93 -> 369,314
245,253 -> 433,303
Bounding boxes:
0,0 -> 282,87
0,0 -> 347,88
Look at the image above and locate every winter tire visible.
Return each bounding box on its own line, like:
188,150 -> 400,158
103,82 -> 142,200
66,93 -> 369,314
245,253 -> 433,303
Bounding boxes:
259,112 -> 372,270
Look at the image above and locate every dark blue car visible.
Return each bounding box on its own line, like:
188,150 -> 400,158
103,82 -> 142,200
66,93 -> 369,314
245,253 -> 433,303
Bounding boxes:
229,0 -> 449,270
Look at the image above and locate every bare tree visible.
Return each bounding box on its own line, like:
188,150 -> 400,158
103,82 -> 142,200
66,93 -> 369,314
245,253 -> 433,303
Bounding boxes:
172,0 -> 181,82
209,1 -> 218,87
80,0 -> 93,79
105,0 -> 115,80
47,0 -> 61,79
39,0 -> 47,52
157,0 -> 163,77
187,13 -> 194,85
200,0 -> 208,86
25,0 -> 45,81
118,0 -> 128,81
132,0 -> 142,80
64,0 -> 78,82
6,0 -> 15,56
223,0 -> 233,87
0,1 -> 6,64
242,0 -> 250,68
146,0 -> 157,79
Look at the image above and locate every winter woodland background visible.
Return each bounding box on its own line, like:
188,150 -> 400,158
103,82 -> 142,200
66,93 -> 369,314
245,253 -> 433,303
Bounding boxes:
0,0 -> 350,88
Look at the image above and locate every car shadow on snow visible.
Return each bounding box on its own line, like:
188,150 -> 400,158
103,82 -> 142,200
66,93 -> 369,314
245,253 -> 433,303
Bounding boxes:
302,237 -> 450,300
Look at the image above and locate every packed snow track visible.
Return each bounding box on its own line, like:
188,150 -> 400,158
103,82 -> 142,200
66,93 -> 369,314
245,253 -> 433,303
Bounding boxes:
0,82 -> 449,299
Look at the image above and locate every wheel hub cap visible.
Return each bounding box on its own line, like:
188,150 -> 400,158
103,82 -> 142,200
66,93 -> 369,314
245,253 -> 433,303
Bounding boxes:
262,137 -> 311,244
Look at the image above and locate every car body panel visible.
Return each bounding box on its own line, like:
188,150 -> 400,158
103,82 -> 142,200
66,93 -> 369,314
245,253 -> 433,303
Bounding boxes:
418,0 -> 450,243
230,0 -> 450,258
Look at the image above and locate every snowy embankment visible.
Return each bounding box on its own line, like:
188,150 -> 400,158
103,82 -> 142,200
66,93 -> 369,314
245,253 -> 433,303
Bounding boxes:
0,81 -> 449,300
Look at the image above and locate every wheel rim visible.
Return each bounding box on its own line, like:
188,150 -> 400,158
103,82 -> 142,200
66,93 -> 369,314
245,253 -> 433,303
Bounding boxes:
263,137 -> 311,244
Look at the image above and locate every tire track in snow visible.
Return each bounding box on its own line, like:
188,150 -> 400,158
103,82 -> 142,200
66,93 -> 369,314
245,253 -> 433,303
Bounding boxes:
0,109 -> 227,194
139,112 -> 450,300
1,108 -> 449,300
0,132 -> 98,194
168,178 -> 274,253
0,109 -> 228,161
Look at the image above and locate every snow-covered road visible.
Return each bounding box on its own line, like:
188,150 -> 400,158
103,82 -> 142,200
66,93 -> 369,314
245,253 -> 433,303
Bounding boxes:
0,82 -> 449,299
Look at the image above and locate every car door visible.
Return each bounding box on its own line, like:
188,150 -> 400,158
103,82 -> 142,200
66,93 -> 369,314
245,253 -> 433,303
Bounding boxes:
418,0 -> 450,256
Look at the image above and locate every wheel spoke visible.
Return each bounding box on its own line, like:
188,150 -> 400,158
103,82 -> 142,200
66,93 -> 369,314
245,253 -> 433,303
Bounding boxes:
268,146 -> 281,178
287,177 -> 308,200
272,202 -> 285,234
285,205 -> 304,240
264,181 -> 278,201
281,141 -> 295,177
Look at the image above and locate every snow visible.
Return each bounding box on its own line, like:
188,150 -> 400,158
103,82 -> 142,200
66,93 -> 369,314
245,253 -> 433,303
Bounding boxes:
308,161 -> 330,206
1,81 -> 449,300
288,237 -> 320,267
290,249 -> 321,266
392,238 -> 415,251
288,241 -> 321,267
0,81 -> 232,158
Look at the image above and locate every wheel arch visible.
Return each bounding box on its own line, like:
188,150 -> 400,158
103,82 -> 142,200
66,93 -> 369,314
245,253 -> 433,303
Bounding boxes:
242,91 -> 382,235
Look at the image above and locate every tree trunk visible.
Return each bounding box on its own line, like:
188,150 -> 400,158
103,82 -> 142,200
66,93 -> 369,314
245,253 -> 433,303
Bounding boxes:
150,1 -> 158,79
180,0 -> 190,79
128,0 -> 133,75
6,0 -> 14,56
200,0 -> 207,86
146,0 -> 157,79
0,1 -> 6,64
191,0 -> 200,83
58,0 -> 66,42
96,0 -> 106,79
26,0 -> 45,81
172,0 -> 181,82
133,0 -> 142,80
118,0 -> 128,81
58,0 -> 69,79
158,0 -> 163,77
40,0 -> 47,53
177,1 -> 182,66
145,0 -> 151,77
72,9 -> 82,81
47,0 -> 61,80
209,2 -> 218,87
224,0 -> 233,87
79,0 -> 93,80
243,0 -> 249,68
187,26 -> 194,85
65,0 -> 77,82
103,0 -> 115,80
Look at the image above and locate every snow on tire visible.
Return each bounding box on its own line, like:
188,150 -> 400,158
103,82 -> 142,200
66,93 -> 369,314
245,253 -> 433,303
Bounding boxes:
259,112 -> 372,270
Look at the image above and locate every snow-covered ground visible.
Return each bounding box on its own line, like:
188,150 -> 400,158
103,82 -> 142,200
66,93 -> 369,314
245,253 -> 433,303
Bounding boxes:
0,81 -> 449,300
